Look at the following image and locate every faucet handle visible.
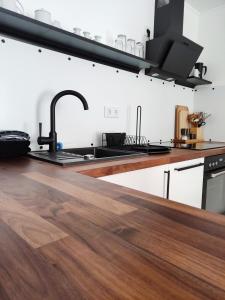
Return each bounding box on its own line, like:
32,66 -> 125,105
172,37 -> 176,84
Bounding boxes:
39,122 -> 42,137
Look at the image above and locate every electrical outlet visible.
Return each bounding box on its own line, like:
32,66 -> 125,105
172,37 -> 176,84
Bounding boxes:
104,106 -> 120,118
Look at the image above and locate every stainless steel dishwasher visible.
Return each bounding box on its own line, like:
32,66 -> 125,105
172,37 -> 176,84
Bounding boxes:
202,154 -> 225,214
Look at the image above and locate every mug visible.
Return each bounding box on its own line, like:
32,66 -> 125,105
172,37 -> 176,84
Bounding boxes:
0,0 -> 24,14
35,8 -> 52,24
195,62 -> 207,79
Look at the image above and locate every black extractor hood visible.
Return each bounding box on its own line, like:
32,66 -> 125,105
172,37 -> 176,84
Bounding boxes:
145,0 -> 203,82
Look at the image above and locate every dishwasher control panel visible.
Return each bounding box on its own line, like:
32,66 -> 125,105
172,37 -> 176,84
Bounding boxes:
205,154 -> 225,171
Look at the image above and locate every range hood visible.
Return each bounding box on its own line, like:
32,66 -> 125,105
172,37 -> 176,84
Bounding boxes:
145,0 -> 203,82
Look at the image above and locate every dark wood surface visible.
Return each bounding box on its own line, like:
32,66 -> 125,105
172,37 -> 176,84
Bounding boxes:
0,150 -> 225,299
70,147 -> 225,177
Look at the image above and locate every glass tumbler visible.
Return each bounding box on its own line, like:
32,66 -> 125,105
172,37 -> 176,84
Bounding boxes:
115,39 -> 123,51
136,42 -> 144,58
126,39 -> 135,55
73,27 -> 82,35
94,35 -> 102,43
83,31 -> 92,39
117,34 -> 127,51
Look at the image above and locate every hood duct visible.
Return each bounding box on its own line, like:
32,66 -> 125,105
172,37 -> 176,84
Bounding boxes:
146,0 -> 203,81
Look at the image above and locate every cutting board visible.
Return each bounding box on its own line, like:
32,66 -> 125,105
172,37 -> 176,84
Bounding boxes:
175,105 -> 189,140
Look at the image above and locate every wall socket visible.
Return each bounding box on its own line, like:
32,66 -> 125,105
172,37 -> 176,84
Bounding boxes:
104,106 -> 120,118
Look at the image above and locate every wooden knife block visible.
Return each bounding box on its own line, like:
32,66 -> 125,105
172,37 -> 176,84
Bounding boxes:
190,127 -> 204,141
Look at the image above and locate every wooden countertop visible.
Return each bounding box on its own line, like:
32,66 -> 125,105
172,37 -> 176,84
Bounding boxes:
70,147 -> 225,177
1,148 -> 225,299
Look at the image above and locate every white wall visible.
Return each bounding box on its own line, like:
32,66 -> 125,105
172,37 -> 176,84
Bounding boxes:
0,0 -> 197,150
183,2 -> 199,43
197,5 -> 225,85
194,5 -> 225,141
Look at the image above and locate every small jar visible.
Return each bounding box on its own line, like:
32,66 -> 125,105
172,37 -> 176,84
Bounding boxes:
181,128 -> 189,141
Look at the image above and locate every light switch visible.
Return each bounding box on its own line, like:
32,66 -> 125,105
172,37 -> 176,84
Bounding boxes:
104,106 -> 120,118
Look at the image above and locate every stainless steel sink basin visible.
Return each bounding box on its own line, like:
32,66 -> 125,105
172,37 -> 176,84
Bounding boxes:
28,147 -> 145,166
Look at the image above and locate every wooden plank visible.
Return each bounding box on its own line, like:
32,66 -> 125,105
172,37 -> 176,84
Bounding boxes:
175,105 -> 189,140
0,220 -> 81,300
42,212 -> 225,300
112,217 -> 225,291
23,172 -> 137,216
0,191 -> 68,248
40,234 -> 196,300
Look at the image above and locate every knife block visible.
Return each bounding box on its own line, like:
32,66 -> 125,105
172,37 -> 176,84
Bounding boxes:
190,127 -> 204,141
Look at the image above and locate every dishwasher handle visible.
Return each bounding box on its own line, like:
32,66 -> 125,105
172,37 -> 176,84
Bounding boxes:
174,163 -> 204,172
210,170 -> 225,178
164,171 -> 170,199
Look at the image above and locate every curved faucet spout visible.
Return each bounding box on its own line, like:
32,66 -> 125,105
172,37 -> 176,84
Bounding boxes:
38,90 -> 89,153
50,90 -> 89,134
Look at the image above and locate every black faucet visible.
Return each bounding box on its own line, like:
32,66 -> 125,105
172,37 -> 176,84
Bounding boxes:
38,90 -> 89,152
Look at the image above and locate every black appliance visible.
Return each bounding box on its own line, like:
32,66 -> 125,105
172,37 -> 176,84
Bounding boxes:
195,62 -> 208,79
0,131 -> 30,158
145,0 -> 203,81
202,154 -> 225,214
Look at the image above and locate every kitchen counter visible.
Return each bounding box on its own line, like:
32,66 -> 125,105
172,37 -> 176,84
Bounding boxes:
1,148 -> 225,299
70,147 -> 225,177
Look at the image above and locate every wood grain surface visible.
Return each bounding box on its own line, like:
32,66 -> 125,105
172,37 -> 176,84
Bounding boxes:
23,172 -> 137,216
0,191 -> 68,248
0,150 -> 225,299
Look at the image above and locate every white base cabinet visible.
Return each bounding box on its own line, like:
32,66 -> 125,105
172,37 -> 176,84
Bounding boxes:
168,158 -> 204,208
100,158 -> 204,209
100,165 -> 168,198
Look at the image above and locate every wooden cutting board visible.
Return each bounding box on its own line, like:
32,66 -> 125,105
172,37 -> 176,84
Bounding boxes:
175,105 -> 189,140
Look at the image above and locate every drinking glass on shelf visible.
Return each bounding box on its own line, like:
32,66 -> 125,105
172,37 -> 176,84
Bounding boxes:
135,42 -> 144,58
117,34 -> 126,51
73,27 -> 82,35
83,31 -> 92,39
115,38 -> 123,51
126,39 -> 135,55
94,35 -> 102,43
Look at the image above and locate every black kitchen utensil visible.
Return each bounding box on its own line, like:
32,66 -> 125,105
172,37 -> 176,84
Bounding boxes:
136,106 -> 142,145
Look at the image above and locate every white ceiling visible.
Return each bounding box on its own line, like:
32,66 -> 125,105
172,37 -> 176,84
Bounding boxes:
186,0 -> 225,12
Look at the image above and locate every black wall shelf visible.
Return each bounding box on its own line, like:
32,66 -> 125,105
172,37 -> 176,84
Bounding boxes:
146,66 -> 212,89
0,8 -> 158,74
175,76 -> 212,89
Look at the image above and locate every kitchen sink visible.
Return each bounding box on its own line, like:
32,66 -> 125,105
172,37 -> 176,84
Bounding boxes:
63,147 -> 139,158
28,147 -> 145,166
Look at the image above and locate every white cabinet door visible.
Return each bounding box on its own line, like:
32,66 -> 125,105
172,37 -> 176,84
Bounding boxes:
169,158 -> 204,208
100,165 -> 168,198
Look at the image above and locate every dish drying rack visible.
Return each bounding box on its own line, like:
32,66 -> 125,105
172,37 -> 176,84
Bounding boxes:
101,133 -> 149,147
102,106 -> 151,147
125,135 -> 149,145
